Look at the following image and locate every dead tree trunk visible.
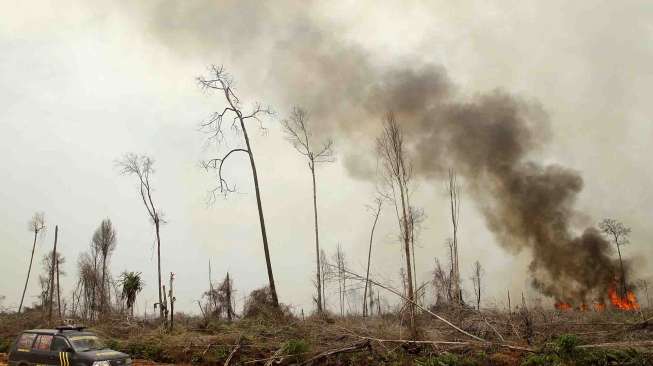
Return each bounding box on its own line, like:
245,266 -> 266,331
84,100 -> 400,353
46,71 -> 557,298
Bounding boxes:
169,272 -> 175,331
448,170 -> 462,305
48,225 -> 58,321
281,107 -> 334,313
56,249 -> 62,320
198,67 -> 279,308
19,230 -> 39,314
363,199 -> 382,317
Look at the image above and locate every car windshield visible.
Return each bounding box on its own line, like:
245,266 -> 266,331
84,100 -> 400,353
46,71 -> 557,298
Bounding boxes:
67,335 -> 106,352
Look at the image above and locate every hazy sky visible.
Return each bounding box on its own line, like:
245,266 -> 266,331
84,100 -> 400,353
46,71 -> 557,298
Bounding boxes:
1,0 -> 652,314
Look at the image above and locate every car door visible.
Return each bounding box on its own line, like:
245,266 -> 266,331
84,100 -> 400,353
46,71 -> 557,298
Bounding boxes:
51,336 -> 73,366
9,332 -> 37,365
31,334 -> 54,365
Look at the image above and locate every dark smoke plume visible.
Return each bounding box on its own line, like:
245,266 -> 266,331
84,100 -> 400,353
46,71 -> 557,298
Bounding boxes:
119,0 -> 626,302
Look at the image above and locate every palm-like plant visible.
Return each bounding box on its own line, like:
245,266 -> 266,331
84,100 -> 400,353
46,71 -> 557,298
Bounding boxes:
119,271 -> 143,316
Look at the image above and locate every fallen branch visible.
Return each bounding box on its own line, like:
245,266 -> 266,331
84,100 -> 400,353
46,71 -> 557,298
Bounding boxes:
348,335 -> 534,353
224,337 -> 242,366
300,340 -> 370,365
332,265 -> 486,342
483,317 -> 505,342
578,341 -> 653,350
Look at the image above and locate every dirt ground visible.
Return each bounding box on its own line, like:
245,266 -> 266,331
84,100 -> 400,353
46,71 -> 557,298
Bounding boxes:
1,308 -> 652,365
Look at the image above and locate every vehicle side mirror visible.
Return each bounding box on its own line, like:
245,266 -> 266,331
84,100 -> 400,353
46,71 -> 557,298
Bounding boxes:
65,347 -> 75,353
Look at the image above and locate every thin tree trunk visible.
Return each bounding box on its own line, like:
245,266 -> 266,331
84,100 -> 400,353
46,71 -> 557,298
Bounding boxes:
363,200 -> 381,317
101,255 -> 107,316
48,225 -> 58,321
226,272 -> 233,321
156,219 -> 163,319
169,273 -> 174,331
616,243 -> 627,295
238,113 -> 279,307
18,230 -> 38,313
56,251 -> 62,320
311,163 -> 322,313
397,180 -> 416,339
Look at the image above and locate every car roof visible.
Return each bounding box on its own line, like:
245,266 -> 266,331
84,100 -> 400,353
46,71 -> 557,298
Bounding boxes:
24,329 -> 95,337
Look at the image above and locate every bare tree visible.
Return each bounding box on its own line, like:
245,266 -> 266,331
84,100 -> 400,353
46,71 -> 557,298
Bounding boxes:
362,198 -> 382,317
432,257 -> 452,305
333,245 -> 347,317
471,260 -> 483,310
598,218 -> 631,295
48,225 -> 58,321
92,219 -> 117,315
116,153 -> 165,319
376,112 -> 417,338
198,65 -> 279,308
41,246 -> 64,320
282,106 -> 335,313
18,212 -> 46,313
448,169 -> 462,305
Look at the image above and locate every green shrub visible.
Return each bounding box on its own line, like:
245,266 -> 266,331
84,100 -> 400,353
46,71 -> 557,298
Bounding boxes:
415,352 -> 479,366
554,334 -> 579,359
283,339 -> 309,355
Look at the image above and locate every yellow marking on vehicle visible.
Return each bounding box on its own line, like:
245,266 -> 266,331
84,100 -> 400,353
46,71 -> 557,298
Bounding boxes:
59,351 -> 63,366
17,348 -> 29,352
66,351 -> 70,366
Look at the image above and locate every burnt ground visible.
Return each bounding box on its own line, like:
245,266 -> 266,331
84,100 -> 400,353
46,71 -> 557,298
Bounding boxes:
1,308 -> 652,365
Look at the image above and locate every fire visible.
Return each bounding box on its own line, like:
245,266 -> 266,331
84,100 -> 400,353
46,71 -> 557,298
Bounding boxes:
608,286 -> 640,310
554,301 -> 572,311
578,303 -> 589,311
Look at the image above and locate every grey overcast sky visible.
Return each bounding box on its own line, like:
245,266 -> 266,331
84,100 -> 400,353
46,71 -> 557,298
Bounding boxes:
1,1 -> 652,314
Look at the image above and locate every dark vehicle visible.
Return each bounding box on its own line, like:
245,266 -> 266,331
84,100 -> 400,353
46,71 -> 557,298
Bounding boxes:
8,325 -> 131,366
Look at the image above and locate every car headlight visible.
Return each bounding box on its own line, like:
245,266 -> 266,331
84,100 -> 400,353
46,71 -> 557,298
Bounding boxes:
92,361 -> 111,366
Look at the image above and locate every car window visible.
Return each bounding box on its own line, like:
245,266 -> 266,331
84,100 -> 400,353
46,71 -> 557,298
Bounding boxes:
51,336 -> 70,352
33,335 -> 53,351
68,335 -> 106,352
16,333 -> 37,349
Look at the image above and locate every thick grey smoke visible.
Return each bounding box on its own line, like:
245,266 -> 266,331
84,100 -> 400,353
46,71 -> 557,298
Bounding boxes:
121,0 -> 626,303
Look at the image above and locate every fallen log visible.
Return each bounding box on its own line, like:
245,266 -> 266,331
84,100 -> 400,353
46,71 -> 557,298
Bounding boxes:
300,340 -> 370,365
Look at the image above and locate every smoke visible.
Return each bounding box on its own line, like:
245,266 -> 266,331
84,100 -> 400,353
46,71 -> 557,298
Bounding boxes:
119,0 -> 625,302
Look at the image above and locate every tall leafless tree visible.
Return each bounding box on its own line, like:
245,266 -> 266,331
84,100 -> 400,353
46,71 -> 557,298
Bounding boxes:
19,212 -> 46,313
48,225 -> 58,321
116,153 -> 165,319
281,106 -> 335,313
198,65 -> 279,308
471,260 -> 483,310
362,198 -> 382,317
92,219 -> 117,315
333,245 -> 347,317
598,218 -> 631,296
376,112 -> 417,338
448,169 -> 462,305
41,247 -> 64,320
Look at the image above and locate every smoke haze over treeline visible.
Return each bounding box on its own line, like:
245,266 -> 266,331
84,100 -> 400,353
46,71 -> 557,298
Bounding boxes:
1,0 -> 652,312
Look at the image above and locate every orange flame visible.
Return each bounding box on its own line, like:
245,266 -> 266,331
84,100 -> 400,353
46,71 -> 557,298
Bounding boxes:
578,303 -> 589,311
554,301 -> 572,311
608,286 -> 640,310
